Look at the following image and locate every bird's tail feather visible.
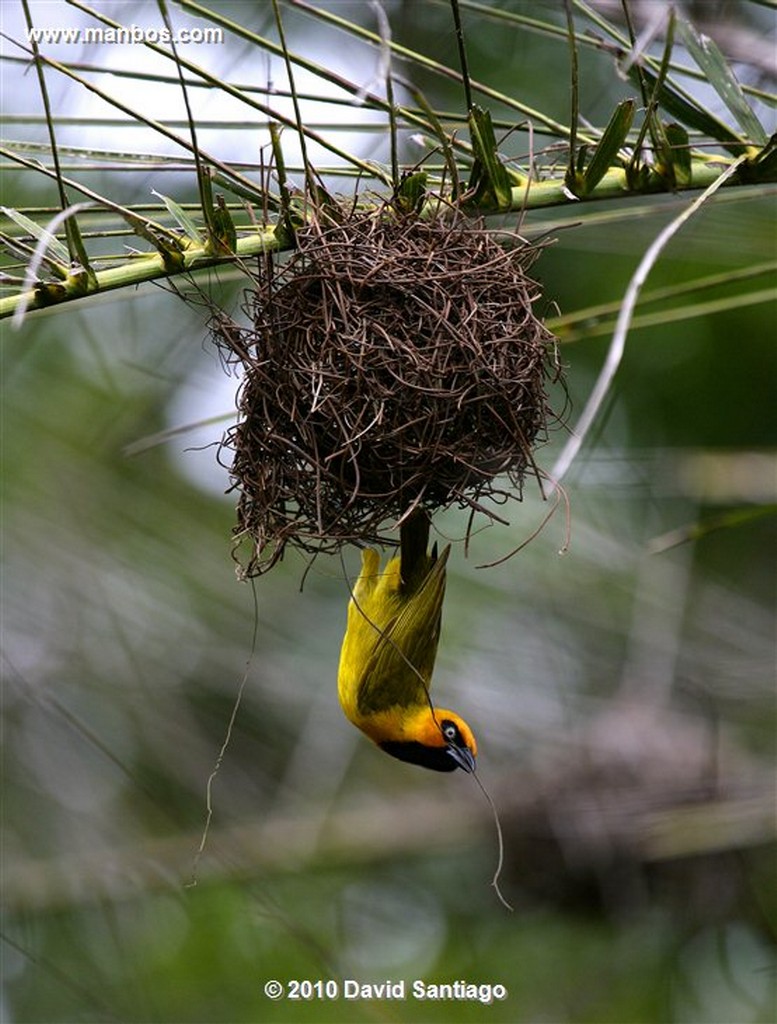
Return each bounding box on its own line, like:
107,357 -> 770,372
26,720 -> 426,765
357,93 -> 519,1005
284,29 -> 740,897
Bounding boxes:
399,508 -> 432,590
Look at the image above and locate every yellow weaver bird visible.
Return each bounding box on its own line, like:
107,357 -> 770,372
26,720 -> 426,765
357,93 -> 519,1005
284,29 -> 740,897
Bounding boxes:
338,511 -> 477,772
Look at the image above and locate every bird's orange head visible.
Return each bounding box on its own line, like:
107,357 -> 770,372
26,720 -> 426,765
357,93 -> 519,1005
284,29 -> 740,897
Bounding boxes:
377,706 -> 477,773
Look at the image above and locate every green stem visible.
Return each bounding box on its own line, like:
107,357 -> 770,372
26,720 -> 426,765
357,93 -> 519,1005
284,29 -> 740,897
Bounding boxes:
0,155 -> 761,321
1,229 -> 278,321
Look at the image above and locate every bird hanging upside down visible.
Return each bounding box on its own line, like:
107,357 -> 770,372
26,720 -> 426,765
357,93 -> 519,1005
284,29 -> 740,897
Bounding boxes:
338,511 -> 477,772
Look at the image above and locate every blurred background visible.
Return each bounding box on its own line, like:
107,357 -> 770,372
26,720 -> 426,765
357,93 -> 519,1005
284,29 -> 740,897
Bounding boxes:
2,1 -> 775,1021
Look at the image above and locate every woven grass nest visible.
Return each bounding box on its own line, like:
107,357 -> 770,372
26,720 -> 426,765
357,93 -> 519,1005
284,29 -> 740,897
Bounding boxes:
214,205 -> 562,576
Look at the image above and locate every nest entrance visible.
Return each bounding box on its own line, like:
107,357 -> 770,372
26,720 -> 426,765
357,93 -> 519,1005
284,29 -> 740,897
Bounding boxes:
215,206 -> 561,575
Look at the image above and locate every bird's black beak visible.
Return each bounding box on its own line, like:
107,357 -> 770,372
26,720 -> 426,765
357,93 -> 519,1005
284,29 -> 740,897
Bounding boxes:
446,743 -> 476,773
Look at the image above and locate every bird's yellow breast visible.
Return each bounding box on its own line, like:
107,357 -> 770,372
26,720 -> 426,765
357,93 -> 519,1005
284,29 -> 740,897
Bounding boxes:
337,547 -> 404,723
338,540 -> 448,720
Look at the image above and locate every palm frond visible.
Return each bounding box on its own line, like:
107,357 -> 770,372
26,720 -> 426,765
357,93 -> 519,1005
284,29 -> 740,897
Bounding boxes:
1,0 -> 774,318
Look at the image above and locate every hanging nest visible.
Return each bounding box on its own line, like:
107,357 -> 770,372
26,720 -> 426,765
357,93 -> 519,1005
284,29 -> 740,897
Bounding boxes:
214,203 -> 563,576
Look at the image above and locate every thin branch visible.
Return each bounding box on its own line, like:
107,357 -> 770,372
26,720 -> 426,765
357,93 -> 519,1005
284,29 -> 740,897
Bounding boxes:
19,0 -> 67,215
450,0 -> 474,112
550,157 -> 746,484
156,0 -> 216,241
272,0 -> 314,195
565,0 -> 580,185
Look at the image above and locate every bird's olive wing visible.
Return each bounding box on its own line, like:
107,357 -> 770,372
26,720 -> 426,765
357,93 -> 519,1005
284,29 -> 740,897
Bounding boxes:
355,551 -> 448,716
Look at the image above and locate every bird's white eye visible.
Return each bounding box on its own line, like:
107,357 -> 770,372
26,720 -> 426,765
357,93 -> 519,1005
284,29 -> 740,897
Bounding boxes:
442,721 -> 459,743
